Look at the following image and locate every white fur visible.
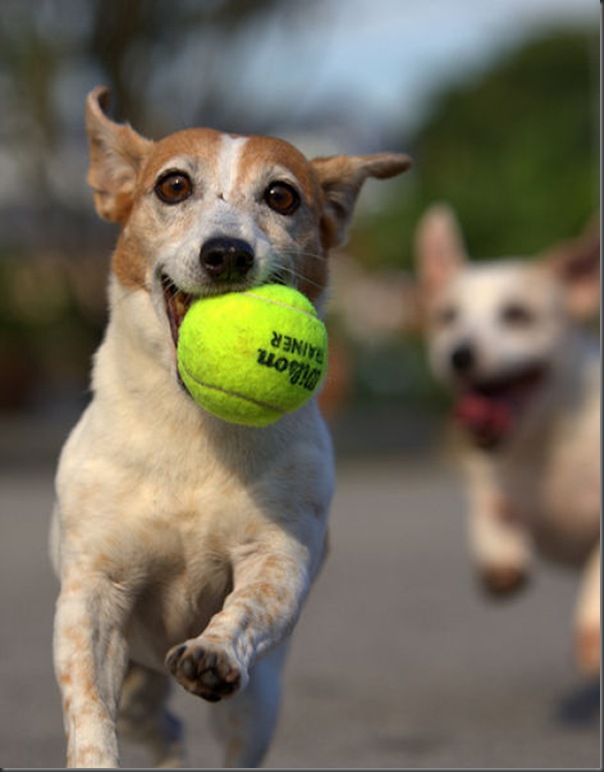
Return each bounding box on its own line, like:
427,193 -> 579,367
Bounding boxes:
217,134 -> 250,199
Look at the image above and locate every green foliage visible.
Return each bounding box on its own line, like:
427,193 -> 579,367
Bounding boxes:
343,27 -> 599,412
350,27 -> 599,272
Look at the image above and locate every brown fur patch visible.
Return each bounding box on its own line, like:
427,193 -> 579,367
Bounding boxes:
111,235 -> 148,292
137,128 -> 225,189
236,135 -> 319,205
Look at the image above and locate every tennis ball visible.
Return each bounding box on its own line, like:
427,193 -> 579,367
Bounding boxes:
177,284 -> 328,427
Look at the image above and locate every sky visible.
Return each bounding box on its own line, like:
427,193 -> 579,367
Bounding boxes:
0,0 -> 598,209
235,0 -> 598,141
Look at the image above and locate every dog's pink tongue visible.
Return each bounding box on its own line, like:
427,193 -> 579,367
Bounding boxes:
453,392 -> 514,448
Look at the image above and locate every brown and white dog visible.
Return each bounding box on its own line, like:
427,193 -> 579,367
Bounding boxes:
50,85 -> 411,768
415,203 -> 600,677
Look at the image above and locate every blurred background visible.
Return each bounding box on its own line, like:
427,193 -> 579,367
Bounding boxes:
0,0 -> 598,460
0,1 -> 599,768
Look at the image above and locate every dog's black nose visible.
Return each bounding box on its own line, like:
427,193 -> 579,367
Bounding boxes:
200,237 -> 254,282
450,343 -> 475,374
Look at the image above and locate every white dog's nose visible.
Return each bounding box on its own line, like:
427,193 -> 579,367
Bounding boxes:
450,342 -> 475,374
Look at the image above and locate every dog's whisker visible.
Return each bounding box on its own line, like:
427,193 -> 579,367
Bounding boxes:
282,269 -> 326,292
267,258 -> 326,292
278,248 -> 326,262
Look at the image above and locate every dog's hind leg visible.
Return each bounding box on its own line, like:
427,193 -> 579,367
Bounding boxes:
574,544 -> 600,677
118,661 -> 186,768
209,641 -> 290,768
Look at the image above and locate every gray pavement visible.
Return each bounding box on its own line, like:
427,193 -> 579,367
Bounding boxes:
0,445 -> 600,769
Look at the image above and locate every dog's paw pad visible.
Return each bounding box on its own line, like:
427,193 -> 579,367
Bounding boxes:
165,641 -> 242,702
479,564 -> 529,598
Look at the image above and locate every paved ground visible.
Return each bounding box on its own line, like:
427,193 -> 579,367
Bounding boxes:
0,445 -> 599,769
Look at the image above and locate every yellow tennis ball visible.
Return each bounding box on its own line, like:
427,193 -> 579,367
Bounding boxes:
177,284 -> 328,427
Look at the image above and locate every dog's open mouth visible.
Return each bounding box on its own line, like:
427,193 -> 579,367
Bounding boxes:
161,272 -> 290,348
161,271 -> 292,346
162,275 -> 194,347
452,364 -> 548,450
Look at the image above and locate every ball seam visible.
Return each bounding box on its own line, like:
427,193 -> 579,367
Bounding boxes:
244,289 -> 318,320
179,361 -> 286,416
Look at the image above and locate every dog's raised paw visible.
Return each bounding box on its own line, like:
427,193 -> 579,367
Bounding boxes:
165,641 -> 242,702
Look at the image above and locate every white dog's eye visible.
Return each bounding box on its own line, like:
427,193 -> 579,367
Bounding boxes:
434,304 -> 458,326
155,170 -> 193,205
500,302 -> 534,326
263,181 -> 300,215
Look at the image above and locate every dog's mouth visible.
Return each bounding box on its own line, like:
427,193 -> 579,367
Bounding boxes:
161,272 -> 290,348
452,364 -> 548,450
161,275 -> 195,347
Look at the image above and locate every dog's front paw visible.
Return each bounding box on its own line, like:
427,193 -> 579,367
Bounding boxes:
165,640 -> 245,702
478,564 -> 529,598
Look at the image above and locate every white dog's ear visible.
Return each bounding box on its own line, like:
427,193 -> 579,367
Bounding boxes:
85,86 -> 153,223
414,203 -> 467,299
311,153 -> 411,250
544,215 -> 600,320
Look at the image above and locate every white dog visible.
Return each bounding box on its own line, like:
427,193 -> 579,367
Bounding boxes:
415,203 -> 600,676
50,85 -> 411,768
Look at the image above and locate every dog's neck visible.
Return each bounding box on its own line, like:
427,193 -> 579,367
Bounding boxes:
91,277 -> 181,409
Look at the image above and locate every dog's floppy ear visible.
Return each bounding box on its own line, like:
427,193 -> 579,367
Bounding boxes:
311,153 -> 411,251
414,203 -> 467,300
85,86 -> 153,223
544,214 -> 600,320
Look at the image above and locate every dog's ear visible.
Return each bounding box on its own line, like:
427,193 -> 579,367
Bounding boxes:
544,215 -> 600,320
311,153 -> 411,251
414,203 -> 467,300
85,86 -> 153,223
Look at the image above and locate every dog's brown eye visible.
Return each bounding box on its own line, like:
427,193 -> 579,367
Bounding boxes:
155,171 -> 193,204
264,181 -> 300,215
500,303 -> 534,326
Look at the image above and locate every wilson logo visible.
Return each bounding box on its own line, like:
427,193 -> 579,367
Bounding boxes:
254,329 -> 326,391
256,350 -> 323,391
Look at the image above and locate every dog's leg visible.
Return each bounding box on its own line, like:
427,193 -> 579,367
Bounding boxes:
209,641 -> 290,768
165,528 -> 319,706
53,570 -> 131,768
467,479 -> 532,597
574,544 -> 600,676
118,662 -> 186,768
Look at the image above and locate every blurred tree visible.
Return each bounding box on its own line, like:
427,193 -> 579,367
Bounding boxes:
0,11 -> 597,416
0,0 -> 321,410
0,0 -> 320,215
88,0 -> 320,135
348,27 -> 599,271
334,26 -> 598,414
